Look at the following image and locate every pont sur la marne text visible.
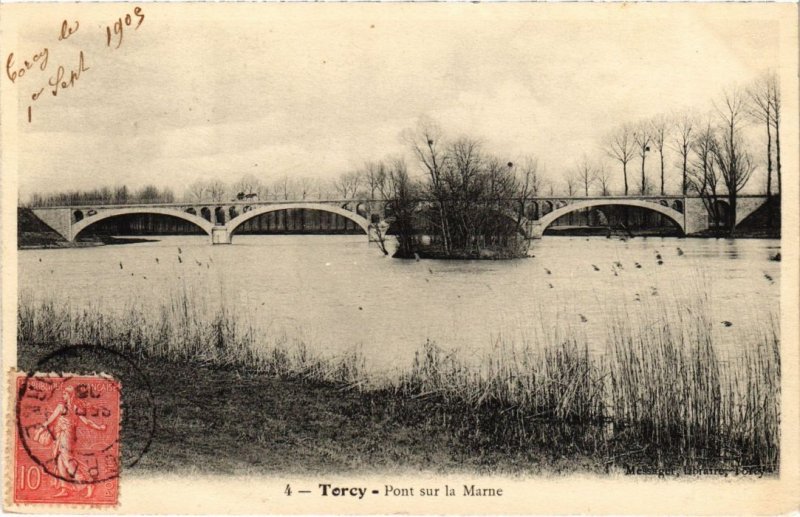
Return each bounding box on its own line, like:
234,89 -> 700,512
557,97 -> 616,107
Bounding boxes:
317,484 -> 503,499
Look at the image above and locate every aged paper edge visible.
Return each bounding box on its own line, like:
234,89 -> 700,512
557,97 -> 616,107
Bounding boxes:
0,2 -> 798,515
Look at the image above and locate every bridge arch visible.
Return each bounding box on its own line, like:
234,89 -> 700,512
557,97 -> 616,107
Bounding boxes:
70,207 -> 215,241
225,203 -> 372,240
532,199 -> 685,237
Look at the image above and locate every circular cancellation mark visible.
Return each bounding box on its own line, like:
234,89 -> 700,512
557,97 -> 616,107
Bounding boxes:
16,344 -> 156,484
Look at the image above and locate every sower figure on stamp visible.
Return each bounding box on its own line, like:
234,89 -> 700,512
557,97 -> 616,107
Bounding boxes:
34,385 -> 107,498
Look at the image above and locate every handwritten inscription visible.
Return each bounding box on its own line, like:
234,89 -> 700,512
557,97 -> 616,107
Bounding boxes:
59,19 -> 79,41
5,48 -> 49,83
5,7 -> 145,122
106,7 -> 145,49
48,50 -> 90,97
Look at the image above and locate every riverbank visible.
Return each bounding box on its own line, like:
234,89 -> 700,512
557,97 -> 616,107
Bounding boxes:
545,227 -> 780,239
17,293 -> 780,476
688,228 -> 781,239
19,236 -> 159,250
17,340 -> 600,475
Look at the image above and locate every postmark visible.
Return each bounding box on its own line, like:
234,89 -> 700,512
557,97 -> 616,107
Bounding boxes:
10,344 -> 157,506
14,374 -> 120,505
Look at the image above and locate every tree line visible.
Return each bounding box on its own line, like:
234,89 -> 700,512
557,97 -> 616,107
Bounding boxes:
26,185 -> 176,207
26,71 -> 780,241
25,169 -> 417,207
600,71 -> 781,235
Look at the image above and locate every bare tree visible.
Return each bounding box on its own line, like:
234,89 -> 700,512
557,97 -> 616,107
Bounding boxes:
516,156 -> 543,196
748,73 -> 776,226
316,178 -> 335,200
304,177 -> 327,200
671,110 -> 696,195
185,181 -> 207,202
768,71 -> 782,196
633,123 -> 652,195
256,180 -> 270,201
113,185 -> 129,204
232,174 -> 262,200
333,171 -> 362,199
514,156 -> 543,222
595,165 -> 613,196
137,185 -> 160,203
274,175 -> 294,200
688,120 -> 723,231
748,74 -> 773,196
362,161 -> 387,199
538,173 -> 553,199
573,155 -> 596,196
206,180 -> 227,202
605,124 -> 635,195
404,118 -> 452,254
297,176 -> 314,200
378,157 -> 418,257
714,89 -> 756,236
564,173 -> 579,197
650,115 -> 670,195
445,137 -> 486,247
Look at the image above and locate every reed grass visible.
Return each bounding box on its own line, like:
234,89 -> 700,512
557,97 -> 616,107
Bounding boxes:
17,287 -> 780,472
17,288 -> 367,387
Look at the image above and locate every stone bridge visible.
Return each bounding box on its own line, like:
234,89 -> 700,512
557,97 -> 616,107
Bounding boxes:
30,195 -> 769,245
522,195 -> 767,238
31,199 -> 385,244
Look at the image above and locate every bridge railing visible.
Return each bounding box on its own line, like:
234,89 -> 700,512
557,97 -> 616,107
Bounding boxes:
32,199 -> 376,210
31,194 -> 769,211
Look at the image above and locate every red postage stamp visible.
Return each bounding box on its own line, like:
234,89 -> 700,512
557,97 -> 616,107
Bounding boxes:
13,375 -> 121,506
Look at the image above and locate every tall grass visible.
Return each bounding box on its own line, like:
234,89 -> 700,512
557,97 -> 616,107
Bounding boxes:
605,301 -> 780,470
17,288 -> 367,386
17,289 -> 780,471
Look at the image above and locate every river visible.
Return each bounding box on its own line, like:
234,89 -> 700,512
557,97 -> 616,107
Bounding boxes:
18,235 -> 780,375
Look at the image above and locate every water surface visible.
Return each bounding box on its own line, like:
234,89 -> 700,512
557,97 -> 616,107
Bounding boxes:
19,235 -> 780,374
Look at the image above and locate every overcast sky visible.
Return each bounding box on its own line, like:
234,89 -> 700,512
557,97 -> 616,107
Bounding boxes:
8,3 -> 788,199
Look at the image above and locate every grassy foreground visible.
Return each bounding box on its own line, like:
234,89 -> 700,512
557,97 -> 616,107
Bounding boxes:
17,292 -> 780,475
19,340 -> 601,475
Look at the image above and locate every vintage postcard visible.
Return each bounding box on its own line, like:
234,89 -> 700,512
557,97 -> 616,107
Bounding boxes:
1,2 -> 798,514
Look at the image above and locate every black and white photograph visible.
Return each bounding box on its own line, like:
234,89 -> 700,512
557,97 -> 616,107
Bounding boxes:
2,2 -> 798,514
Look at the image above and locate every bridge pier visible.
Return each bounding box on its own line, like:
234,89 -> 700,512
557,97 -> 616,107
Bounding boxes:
683,197 -> 709,235
528,222 -> 544,239
211,227 -> 230,245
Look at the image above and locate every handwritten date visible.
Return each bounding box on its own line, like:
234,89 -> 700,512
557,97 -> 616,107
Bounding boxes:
48,50 -> 89,97
106,7 -> 145,49
12,7 -> 145,122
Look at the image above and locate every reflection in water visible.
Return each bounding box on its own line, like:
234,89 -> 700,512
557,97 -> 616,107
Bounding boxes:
19,235 -> 780,374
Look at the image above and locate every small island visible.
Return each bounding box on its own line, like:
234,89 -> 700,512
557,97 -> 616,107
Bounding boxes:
374,122 -> 537,260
